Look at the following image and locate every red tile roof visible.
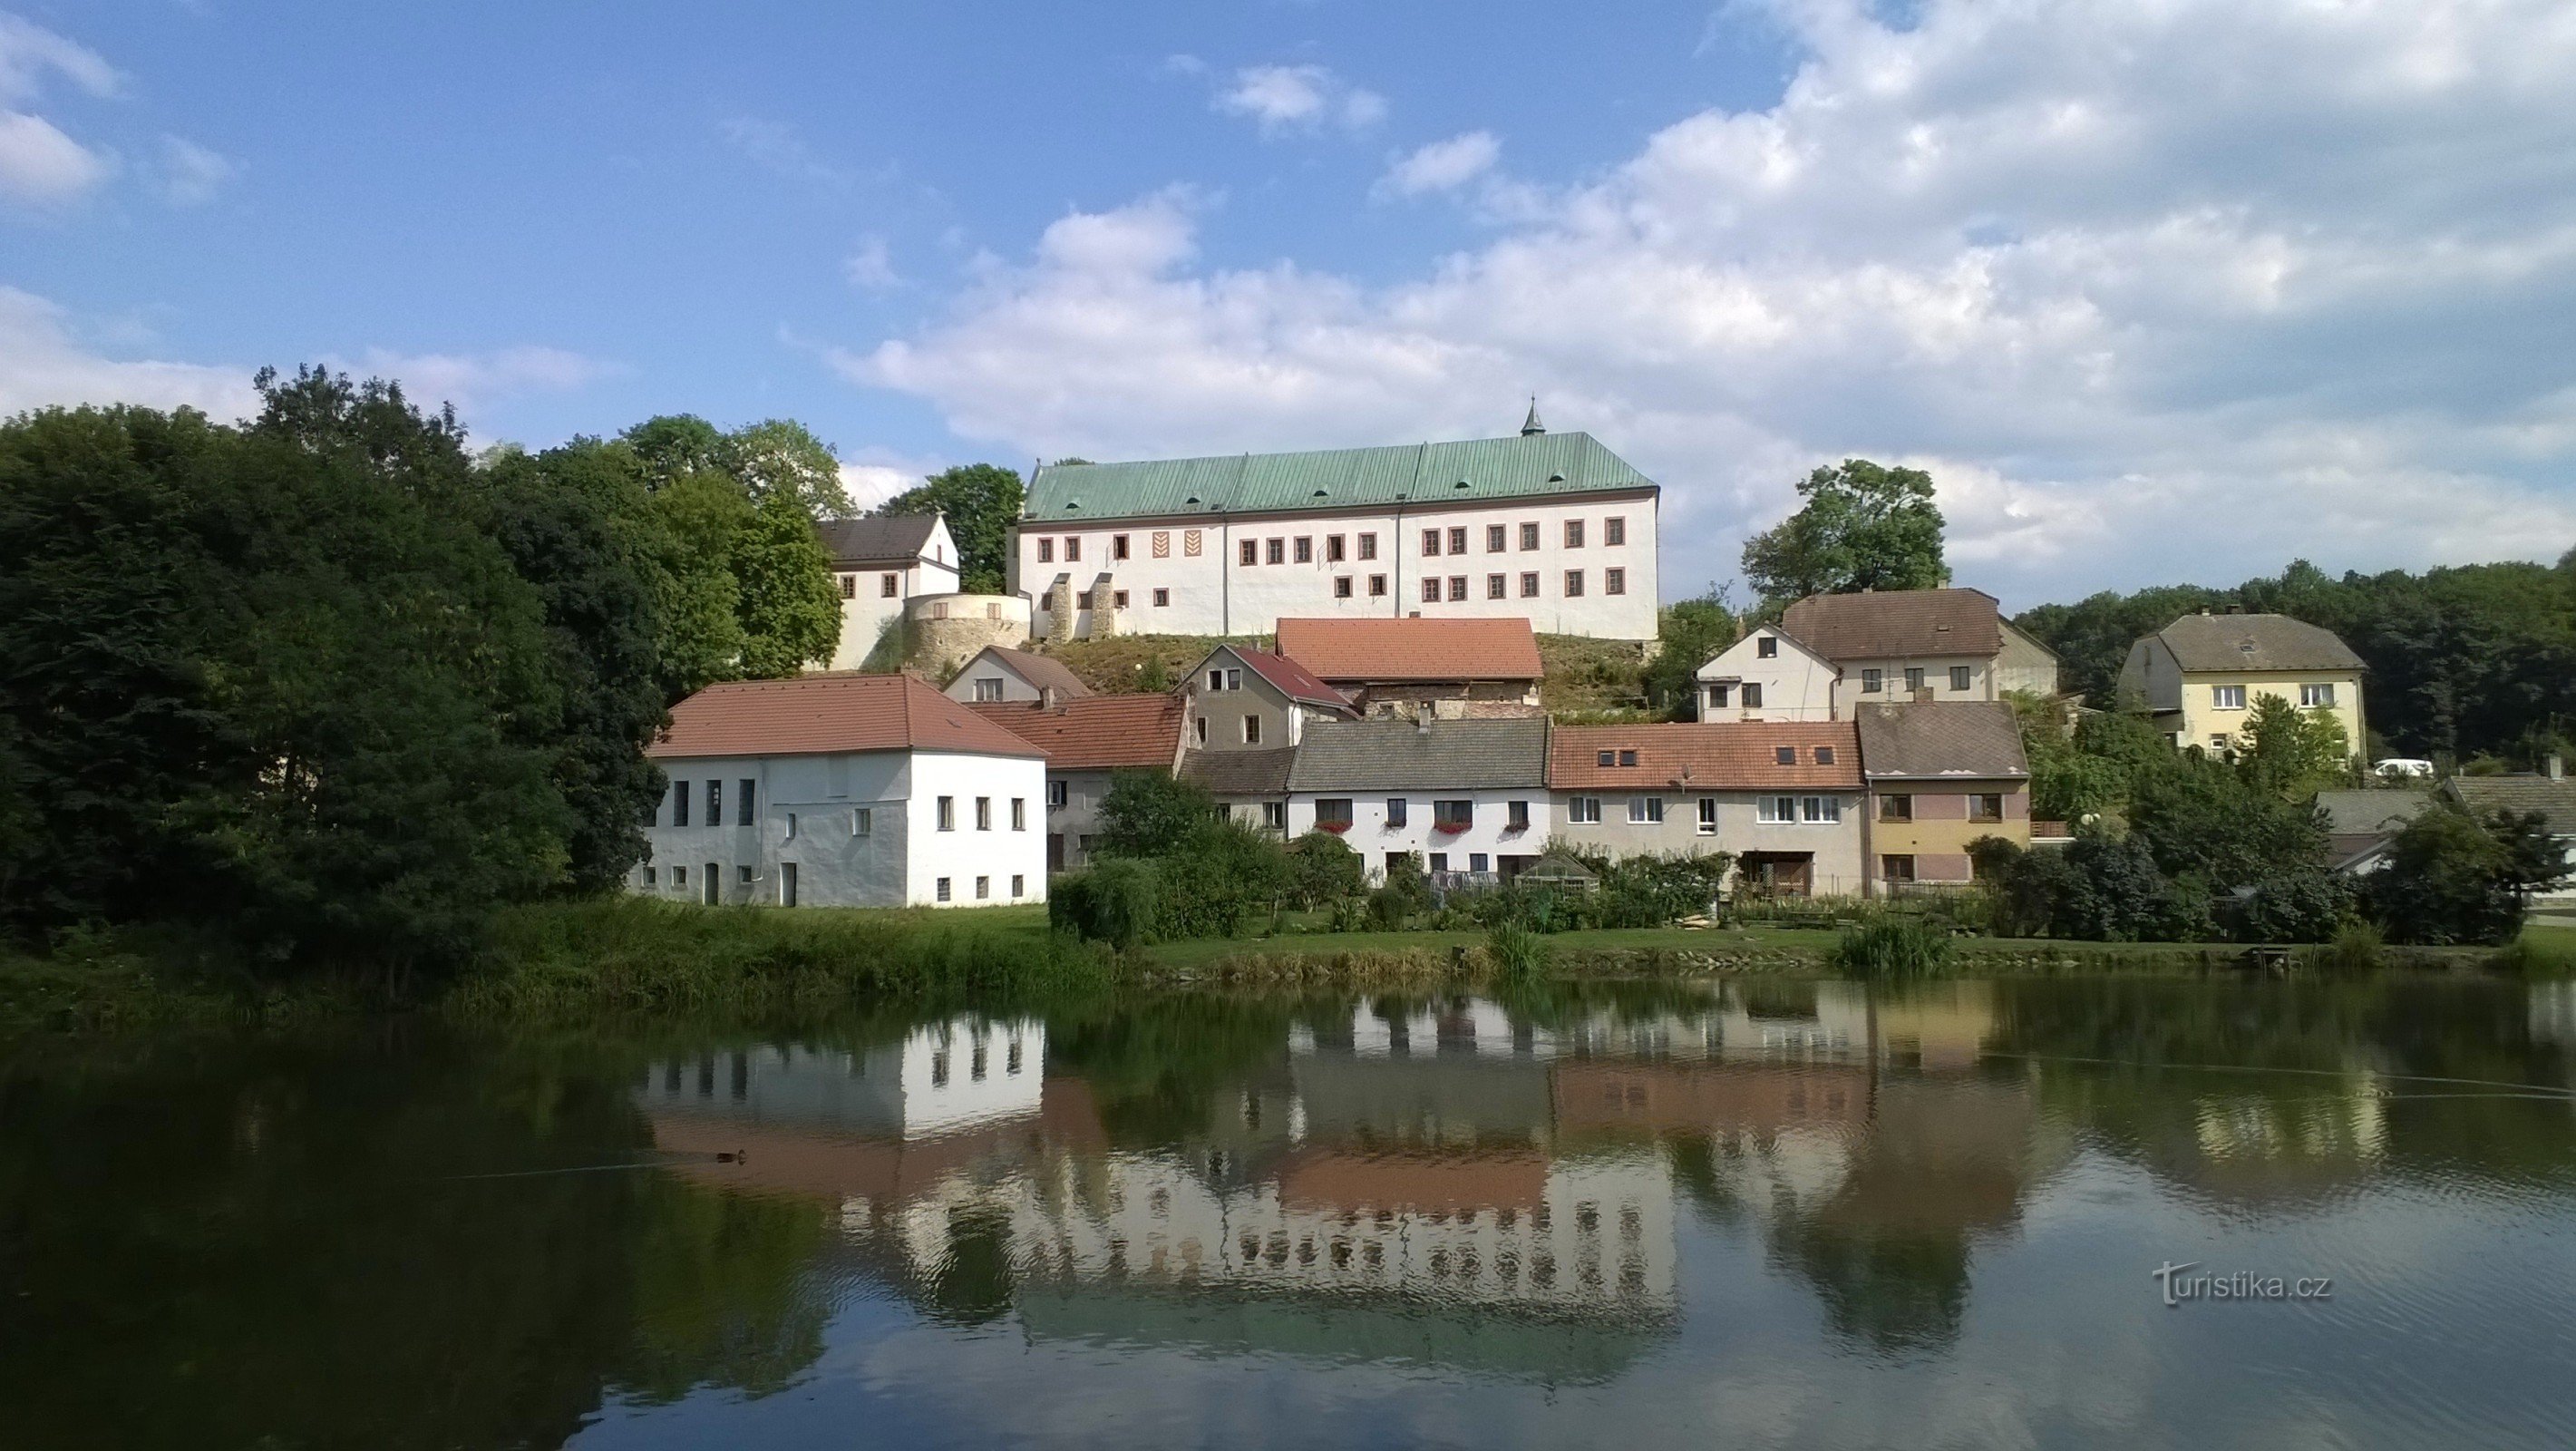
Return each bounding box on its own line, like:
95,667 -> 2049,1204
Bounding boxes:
649,673 -> 1044,760
955,645 -> 1093,699
1274,617 -> 1543,683
1549,722 -> 1862,790
967,694 -> 1184,771
1216,646 -> 1353,712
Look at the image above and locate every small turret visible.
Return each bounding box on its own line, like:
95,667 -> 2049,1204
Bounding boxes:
1520,398 -> 1545,436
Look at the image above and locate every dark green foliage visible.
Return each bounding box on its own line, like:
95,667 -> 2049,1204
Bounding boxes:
2008,692 -> 2128,822
1380,850 -> 1431,911
1740,460 -> 1949,610
1485,921 -> 1552,977
1643,591 -> 1737,716
1597,852 -> 1731,929
2369,806 -> 2568,946
2223,867 -> 2354,944
1364,884 -> 1414,930
2017,558 -> 2576,760
0,379 -> 573,970
873,463 -> 1025,594
1828,919 -> 1957,979
1284,830 -> 1365,908
2237,692 -> 2353,798
2055,828 -> 2198,942
1152,819 -> 1289,939
2127,749 -> 2333,891
732,487 -> 843,677
1050,858 -> 1160,949
1096,771 -> 1222,857
620,414 -> 847,680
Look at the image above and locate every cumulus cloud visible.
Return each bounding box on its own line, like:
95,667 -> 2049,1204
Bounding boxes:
1376,131 -> 1501,199
0,14 -> 119,205
1215,64 -> 1385,136
837,448 -> 951,511
845,234 -> 900,291
336,346 -> 617,416
839,0 -> 2576,603
0,285 -> 258,419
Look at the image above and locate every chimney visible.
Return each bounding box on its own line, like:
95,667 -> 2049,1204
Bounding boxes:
2550,754 -> 2565,782
2224,603 -> 2242,615
1038,686 -> 1058,710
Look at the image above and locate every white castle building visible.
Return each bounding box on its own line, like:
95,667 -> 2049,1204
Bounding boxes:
1008,408 -> 1662,643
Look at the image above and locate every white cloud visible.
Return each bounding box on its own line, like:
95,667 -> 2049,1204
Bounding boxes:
151,134 -> 235,205
1215,64 -> 1386,137
0,285 -> 258,419
844,234 -> 900,291
840,0 -> 2576,603
0,14 -> 119,205
1376,131 -> 1501,199
338,346 -> 616,416
837,448 -> 951,511
718,115 -> 853,190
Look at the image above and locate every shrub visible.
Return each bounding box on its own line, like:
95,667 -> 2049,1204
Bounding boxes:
2223,867 -> 2353,943
1828,919 -> 1957,979
1364,884 -> 1414,930
2371,806 -> 2569,945
1382,852 -> 1431,911
1095,772 -> 1222,857
1153,818 -> 1288,939
2312,920 -> 2385,977
1050,858 -> 1160,949
1485,922 -> 1553,978
1285,830 -> 1365,908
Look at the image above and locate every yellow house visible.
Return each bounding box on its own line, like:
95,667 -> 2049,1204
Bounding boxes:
2116,611 -> 2367,759
1855,701 -> 2031,896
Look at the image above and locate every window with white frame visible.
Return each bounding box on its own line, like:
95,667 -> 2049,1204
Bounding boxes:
1949,666 -> 1972,691
1047,780 -> 1068,808
1697,797 -> 1717,834
1568,796 -> 1601,824
1758,795 -> 1797,823
1242,714 -> 1261,745
937,796 -> 955,831
2299,682 -> 2337,707
973,677 -> 1003,702
2212,685 -> 2247,709
1862,667 -> 1882,692
1801,795 -> 1842,823
852,807 -> 872,835
1628,796 -> 1664,824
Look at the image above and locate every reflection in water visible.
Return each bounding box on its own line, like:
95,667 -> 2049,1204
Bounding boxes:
5,978 -> 2573,1448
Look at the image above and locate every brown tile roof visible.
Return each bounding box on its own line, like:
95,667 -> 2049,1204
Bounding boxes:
1210,645 -> 1353,712
817,515 -> 940,565
1274,617 -> 1543,683
1854,701 -> 2029,779
1781,588 -> 2002,661
2152,612 -> 2365,673
967,694 -> 1182,771
1548,722 -> 1862,790
1180,746 -> 1299,796
649,673 -> 1043,761
956,645 -> 1093,699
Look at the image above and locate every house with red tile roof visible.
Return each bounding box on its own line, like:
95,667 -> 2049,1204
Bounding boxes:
967,694 -> 1187,872
1549,722 -> 1865,898
1179,644 -> 1356,833
638,673 -> 1046,910
942,644 -> 1094,706
1274,617 -> 1544,718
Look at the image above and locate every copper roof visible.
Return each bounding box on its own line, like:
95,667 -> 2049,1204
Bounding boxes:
1548,722 -> 1861,790
967,694 -> 1182,771
954,644 -> 1094,699
1853,701 -> 2029,779
1781,588 -> 2002,660
1274,617 -> 1543,683
649,673 -> 1044,760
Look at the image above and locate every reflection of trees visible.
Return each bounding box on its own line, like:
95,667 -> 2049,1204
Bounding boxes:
0,1029 -> 837,1449
1772,1221 -> 1970,1355
1042,991 -> 1313,1144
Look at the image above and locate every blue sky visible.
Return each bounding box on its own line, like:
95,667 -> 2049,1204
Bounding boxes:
6,0 -> 2575,608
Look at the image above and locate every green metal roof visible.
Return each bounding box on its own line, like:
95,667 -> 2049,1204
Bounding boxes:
1023,432 -> 1657,525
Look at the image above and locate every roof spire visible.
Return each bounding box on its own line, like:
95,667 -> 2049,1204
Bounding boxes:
1520,397 -> 1545,436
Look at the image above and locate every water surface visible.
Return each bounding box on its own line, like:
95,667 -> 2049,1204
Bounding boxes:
6,976 -> 2575,1449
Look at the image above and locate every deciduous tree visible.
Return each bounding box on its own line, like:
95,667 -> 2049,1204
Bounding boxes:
1739,460 -> 1948,609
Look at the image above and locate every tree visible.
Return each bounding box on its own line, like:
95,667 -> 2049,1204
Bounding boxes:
875,463 -> 1025,594
2371,806 -> 2569,945
620,414 -> 732,486
726,418 -> 851,519
1739,460 -> 1948,609
1285,830 -> 1365,907
1643,589 -> 1737,717
1096,772 -> 1221,857
732,488 -> 843,677
2237,692 -> 2352,799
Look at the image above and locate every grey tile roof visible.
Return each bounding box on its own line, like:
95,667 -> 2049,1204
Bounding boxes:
2448,775 -> 2576,834
2315,788 -> 2433,835
2153,612 -> 2364,673
1854,701 -> 2029,779
817,515 -> 938,565
1181,746 -> 1299,797
1780,589 -> 2002,660
1286,717 -> 1550,793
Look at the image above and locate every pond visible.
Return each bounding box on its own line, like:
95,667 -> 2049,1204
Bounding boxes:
5,976 -> 2574,1449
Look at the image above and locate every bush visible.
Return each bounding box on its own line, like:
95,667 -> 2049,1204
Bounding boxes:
1050,858 -> 1160,949
1285,830 -> 1365,908
1381,851 -> 1431,911
2312,920 -> 2385,977
2370,806 -> 2568,945
2223,867 -> 2353,943
1364,884 -> 1414,930
1152,819 -> 1289,940
1828,919 -> 1958,979
1485,922 -> 1553,977
1095,772 -> 1222,857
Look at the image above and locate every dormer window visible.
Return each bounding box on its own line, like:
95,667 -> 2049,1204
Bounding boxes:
1815,745 -> 1835,765
1774,746 -> 1797,765
1618,749 -> 1638,766
1757,637 -> 1778,658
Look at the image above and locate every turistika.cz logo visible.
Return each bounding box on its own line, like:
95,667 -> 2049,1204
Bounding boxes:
2152,1261 -> 2335,1307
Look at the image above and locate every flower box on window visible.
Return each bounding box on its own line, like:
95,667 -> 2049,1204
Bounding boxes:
1317,819 -> 1351,834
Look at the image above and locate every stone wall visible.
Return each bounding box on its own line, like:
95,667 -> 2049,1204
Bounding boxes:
906,593 -> 1032,677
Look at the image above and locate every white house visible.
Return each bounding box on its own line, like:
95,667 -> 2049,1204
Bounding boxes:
1695,627 -> 1841,722
1694,588 -> 2060,721
1284,716 -> 1551,882
816,515 -> 960,672
1009,409 -> 1661,643
636,1017 -> 1047,1141
636,672 -> 1047,909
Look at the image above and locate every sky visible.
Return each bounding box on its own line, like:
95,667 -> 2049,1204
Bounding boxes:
5,0 -> 2575,610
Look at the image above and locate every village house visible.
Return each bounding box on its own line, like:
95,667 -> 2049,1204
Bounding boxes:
1549,723 -> 1866,897
1273,616 -> 1544,719
814,515 -> 960,672
967,692 -> 1186,872
1696,588 -> 2059,722
2117,609 -> 2367,760
2445,757 -> 2575,906
636,672 -> 1046,909
1284,716 -> 1551,884
1178,643 -> 1356,832
942,643 -> 1094,706
1008,408 -> 1661,643
1855,701 -> 2032,895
